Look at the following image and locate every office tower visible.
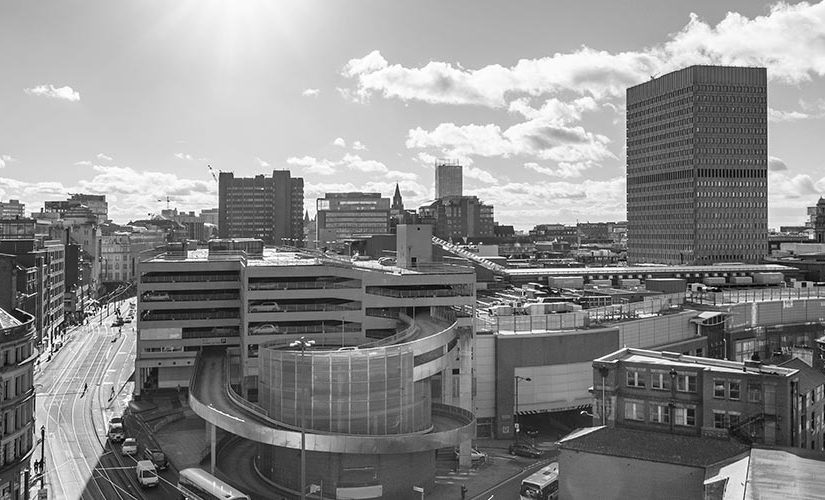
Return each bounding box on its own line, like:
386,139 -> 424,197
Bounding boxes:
0,199 -> 25,219
218,170 -> 304,246
435,160 -> 463,199
626,66 -> 768,264
316,192 -> 390,244
418,196 -> 494,240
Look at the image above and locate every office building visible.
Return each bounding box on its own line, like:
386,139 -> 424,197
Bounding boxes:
0,304 -> 36,498
590,347 -> 802,447
418,196 -> 494,240
0,200 -> 24,220
808,197 -> 825,243
435,160 -> 462,199
43,193 -> 108,224
626,65 -> 768,264
135,226 -> 476,498
218,170 -> 304,246
315,192 -> 390,245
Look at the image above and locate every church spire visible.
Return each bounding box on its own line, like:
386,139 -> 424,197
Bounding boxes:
391,183 -> 404,211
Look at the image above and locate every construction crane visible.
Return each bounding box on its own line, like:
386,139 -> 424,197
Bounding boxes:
207,164 -> 218,183
158,196 -> 173,210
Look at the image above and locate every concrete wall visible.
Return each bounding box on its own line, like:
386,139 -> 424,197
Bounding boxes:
473,333 -> 496,419
617,310 -> 698,349
494,328 -> 619,438
559,448 -> 705,500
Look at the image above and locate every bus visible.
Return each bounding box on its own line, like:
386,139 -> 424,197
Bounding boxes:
520,462 -> 559,500
178,468 -> 251,500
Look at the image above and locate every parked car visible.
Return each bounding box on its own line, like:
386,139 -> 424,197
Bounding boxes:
121,438 -> 138,456
524,426 -> 540,437
508,442 -> 543,459
454,447 -> 487,463
107,423 -> 125,443
109,416 -> 123,426
250,324 -> 279,334
143,292 -> 170,301
111,318 -> 124,327
142,448 -> 168,470
249,302 -> 281,313
135,460 -> 159,488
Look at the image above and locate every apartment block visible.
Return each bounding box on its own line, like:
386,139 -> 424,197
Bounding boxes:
218,170 -> 304,246
626,65 -> 768,264
591,347 -> 803,447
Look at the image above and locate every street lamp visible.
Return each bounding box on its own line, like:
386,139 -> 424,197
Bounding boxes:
514,376 -> 531,441
39,425 -> 45,487
290,337 -> 315,500
669,368 -> 678,434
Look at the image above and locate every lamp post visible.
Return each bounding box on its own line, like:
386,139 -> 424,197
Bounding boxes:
39,425 -> 45,487
514,376 -> 531,441
669,368 -> 677,434
290,337 -> 315,500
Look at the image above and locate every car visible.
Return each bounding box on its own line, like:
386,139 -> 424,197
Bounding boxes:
249,302 -> 281,313
109,416 -> 123,426
107,423 -> 125,443
454,447 -> 487,463
111,319 -> 124,327
121,438 -> 138,456
142,448 -> 168,470
135,460 -> 159,488
143,292 -> 170,301
250,324 -> 280,334
524,426 -> 540,437
508,442 -> 543,459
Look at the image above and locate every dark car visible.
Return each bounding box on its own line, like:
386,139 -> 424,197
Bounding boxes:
509,442 -> 543,458
523,426 -> 540,437
142,448 -> 168,470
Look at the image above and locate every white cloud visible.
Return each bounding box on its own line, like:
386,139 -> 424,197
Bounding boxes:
406,120 -> 613,164
464,166 -> 498,184
524,161 -> 592,179
24,84 -> 80,102
332,137 -> 347,148
0,155 -> 15,169
386,170 -> 418,181
343,3 -> 825,108
96,153 -> 113,162
174,152 -> 193,161
341,153 -> 388,173
74,160 -> 93,167
302,88 -> 320,97
287,156 -> 337,176
352,141 -> 367,151
255,157 -> 271,168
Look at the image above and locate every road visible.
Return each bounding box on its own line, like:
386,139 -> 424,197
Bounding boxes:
34,299 -> 179,500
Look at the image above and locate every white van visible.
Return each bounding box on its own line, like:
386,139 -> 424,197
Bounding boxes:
136,460 -> 159,488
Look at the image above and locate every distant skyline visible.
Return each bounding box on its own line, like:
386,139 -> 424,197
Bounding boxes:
2,0 -> 825,229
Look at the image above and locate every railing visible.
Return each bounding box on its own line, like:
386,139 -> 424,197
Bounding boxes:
360,314 -> 418,349
142,274 -> 239,283
249,324 -> 361,336
248,280 -> 361,291
688,286 -> 825,305
141,311 -> 239,322
144,292 -> 240,302
365,287 -> 472,298
249,303 -> 361,313
432,236 -> 506,273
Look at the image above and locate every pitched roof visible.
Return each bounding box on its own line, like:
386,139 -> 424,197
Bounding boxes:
558,426 -> 749,468
779,357 -> 825,393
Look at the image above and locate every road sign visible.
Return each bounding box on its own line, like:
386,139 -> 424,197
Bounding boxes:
413,486 -> 424,493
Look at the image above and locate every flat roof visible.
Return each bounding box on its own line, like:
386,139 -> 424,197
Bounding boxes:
746,447 -> 825,499
505,263 -> 796,277
595,347 -> 798,377
558,426 -> 748,468
0,308 -> 21,330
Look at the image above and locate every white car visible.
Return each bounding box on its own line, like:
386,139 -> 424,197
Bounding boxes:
454,447 -> 487,463
251,324 -> 279,334
121,438 -> 138,456
135,460 -> 159,488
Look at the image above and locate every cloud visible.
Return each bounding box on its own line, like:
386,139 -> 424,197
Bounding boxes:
343,4 -> 825,108
0,155 -> 15,169
287,156 -> 337,175
406,120 -> 613,164
24,84 -> 80,102
464,166 -> 498,184
341,153 -> 388,173
332,137 -> 347,148
524,161 -> 592,179
302,88 -> 320,97
768,156 -> 788,172
96,153 -> 113,162
74,160 -> 93,167
174,152 -> 193,161
352,141 -> 367,151
255,157 -> 271,168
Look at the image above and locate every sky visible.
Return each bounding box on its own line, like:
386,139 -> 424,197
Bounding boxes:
2,0 -> 825,230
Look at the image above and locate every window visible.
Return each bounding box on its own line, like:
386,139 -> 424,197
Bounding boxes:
674,407 -> 696,426
651,371 -> 671,390
749,383 -> 762,402
714,379 -> 726,398
624,400 -> 644,421
676,373 -> 697,393
713,411 -> 726,429
650,404 -> 670,424
729,381 -> 741,400
626,369 -> 646,388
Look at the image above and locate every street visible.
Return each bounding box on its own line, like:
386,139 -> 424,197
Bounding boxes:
34,299 -> 178,499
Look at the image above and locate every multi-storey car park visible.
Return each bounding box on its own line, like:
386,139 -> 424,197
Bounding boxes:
136,226 -> 477,499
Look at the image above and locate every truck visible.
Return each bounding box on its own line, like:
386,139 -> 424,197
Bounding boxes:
702,277 -> 727,287
753,272 -> 783,285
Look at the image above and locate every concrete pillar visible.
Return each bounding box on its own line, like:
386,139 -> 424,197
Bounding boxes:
209,422 -> 216,474
457,320 -> 473,471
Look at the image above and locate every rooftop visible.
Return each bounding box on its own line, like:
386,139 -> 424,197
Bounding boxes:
504,263 -> 795,277
558,426 -> 749,468
743,447 -> 825,499
0,308 -> 22,330
595,347 -> 798,377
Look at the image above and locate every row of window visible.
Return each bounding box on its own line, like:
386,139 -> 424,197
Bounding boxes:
624,400 -> 696,426
626,368 -> 696,392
